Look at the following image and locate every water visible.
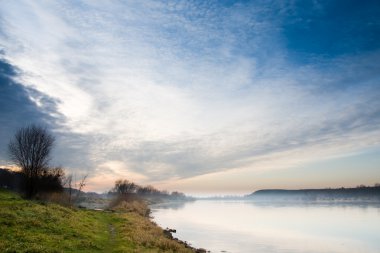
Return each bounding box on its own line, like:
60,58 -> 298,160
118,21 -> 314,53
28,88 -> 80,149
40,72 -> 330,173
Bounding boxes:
151,200 -> 380,253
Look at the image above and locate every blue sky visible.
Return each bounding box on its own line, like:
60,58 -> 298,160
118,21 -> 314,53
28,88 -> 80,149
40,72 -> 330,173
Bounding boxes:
0,1 -> 379,194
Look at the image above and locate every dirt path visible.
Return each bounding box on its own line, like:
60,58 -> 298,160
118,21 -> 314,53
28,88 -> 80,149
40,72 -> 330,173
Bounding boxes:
108,223 -> 116,244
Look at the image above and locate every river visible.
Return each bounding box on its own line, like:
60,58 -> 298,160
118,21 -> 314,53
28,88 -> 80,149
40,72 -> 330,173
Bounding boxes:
151,200 -> 380,253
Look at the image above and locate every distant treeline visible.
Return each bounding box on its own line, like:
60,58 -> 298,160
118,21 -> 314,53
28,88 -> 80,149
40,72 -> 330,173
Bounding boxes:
0,168 -> 24,191
247,185 -> 380,202
108,179 -> 193,203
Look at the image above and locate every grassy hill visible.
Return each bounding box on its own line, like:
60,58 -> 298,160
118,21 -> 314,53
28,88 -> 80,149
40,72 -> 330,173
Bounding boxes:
0,189 -> 194,253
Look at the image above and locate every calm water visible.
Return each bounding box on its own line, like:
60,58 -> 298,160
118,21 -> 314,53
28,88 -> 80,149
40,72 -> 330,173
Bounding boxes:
151,200 -> 380,253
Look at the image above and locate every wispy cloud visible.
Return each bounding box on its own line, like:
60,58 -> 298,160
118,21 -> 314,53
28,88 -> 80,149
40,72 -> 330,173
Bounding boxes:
0,1 -> 379,192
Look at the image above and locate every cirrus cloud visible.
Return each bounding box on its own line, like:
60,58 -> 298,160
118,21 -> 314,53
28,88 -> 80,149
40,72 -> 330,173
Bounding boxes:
0,1 -> 379,193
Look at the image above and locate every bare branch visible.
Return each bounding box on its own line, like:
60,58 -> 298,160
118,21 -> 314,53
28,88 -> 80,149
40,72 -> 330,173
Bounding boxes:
8,124 -> 55,198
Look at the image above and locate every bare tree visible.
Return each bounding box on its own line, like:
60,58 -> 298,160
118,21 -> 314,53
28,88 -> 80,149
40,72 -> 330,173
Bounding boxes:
63,174 -> 73,204
112,179 -> 137,195
63,173 -> 88,206
75,174 -> 88,203
8,124 -> 55,198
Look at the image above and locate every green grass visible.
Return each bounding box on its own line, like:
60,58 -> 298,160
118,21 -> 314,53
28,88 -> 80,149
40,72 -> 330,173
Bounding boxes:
0,190 -> 193,253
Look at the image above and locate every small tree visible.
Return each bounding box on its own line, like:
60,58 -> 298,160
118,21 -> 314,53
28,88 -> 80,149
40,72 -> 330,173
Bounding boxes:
8,124 -> 55,198
64,174 -> 88,205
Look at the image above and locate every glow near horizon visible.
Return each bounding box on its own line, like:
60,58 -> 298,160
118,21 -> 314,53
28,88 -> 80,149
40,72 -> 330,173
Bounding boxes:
0,1 -> 379,195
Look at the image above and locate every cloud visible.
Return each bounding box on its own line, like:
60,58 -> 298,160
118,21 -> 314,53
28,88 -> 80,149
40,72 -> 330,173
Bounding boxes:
85,160 -> 148,192
0,58 -> 61,161
0,1 -> 379,192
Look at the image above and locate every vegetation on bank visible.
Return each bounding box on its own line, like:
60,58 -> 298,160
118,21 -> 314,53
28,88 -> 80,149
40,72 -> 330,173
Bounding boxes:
0,189 -> 194,253
108,179 -> 194,205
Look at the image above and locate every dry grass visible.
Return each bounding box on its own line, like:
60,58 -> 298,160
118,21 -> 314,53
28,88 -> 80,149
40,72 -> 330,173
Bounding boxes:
108,194 -> 151,217
111,200 -> 150,217
114,212 -> 193,253
37,191 -> 72,206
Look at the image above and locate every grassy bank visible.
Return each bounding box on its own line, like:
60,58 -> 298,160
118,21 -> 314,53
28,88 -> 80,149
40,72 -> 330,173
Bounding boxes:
0,189 -> 194,253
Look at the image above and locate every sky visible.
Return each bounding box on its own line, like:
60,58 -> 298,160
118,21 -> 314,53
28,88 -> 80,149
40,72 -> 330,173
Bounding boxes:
0,0 -> 379,195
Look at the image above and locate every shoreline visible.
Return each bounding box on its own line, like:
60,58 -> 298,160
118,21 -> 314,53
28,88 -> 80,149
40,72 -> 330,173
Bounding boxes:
0,189 -> 205,252
161,227 -> 208,253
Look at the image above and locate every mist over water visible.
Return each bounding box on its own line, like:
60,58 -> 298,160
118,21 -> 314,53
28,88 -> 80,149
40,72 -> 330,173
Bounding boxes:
152,200 -> 380,253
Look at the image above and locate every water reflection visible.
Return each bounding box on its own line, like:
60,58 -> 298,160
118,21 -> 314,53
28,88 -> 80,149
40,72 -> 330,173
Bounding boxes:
150,201 -> 189,210
151,200 -> 380,253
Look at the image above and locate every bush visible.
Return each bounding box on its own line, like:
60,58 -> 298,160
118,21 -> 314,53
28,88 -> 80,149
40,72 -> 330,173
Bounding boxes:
0,168 -> 64,198
108,194 -> 151,217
